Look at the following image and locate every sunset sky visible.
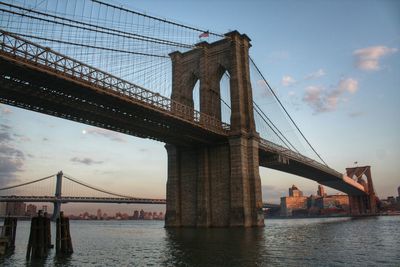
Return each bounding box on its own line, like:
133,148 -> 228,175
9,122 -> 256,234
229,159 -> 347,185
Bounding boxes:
1,0 -> 399,214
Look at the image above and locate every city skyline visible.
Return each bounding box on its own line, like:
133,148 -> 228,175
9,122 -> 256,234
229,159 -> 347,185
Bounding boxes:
1,0 -> 399,213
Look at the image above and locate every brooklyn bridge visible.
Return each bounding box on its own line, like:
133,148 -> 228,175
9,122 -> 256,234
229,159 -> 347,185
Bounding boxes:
0,0 -> 376,227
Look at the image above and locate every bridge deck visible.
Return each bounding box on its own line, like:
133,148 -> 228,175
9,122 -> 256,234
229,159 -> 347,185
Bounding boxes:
0,30 -> 228,145
259,139 -> 366,195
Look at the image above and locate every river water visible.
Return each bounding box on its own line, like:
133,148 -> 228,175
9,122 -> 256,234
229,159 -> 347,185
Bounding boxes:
1,216 -> 399,266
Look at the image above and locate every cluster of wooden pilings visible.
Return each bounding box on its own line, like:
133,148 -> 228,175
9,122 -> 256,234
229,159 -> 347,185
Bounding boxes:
26,211 -> 73,260
26,211 -> 53,259
0,216 -> 17,255
55,212 -> 73,255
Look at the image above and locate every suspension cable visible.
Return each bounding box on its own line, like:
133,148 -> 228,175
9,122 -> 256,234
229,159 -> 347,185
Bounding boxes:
91,0 -> 224,38
0,174 -> 56,191
63,174 -> 135,199
249,56 -> 329,166
8,32 -> 169,58
0,2 -> 193,49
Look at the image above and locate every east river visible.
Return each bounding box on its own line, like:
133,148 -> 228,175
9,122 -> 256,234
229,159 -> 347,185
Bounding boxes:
1,216 -> 399,266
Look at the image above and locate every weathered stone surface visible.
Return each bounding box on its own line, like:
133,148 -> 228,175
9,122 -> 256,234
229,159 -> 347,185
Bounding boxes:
165,31 -> 264,227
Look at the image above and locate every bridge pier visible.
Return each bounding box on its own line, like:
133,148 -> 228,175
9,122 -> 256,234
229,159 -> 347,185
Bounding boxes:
165,134 -> 263,227
347,166 -> 377,216
166,31 -> 264,227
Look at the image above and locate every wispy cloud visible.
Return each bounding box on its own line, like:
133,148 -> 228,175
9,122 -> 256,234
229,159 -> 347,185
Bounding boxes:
1,106 -> 12,115
305,69 -> 326,80
70,157 -> 103,166
0,124 -> 25,186
262,185 -> 286,203
353,46 -> 398,71
348,111 -> 365,118
281,75 -> 296,87
303,78 -> 358,114
83,128 -> 126,143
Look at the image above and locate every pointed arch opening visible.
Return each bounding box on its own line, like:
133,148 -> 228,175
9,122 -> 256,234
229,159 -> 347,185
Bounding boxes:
217,67 -> 231,125
192,79 -> 200,112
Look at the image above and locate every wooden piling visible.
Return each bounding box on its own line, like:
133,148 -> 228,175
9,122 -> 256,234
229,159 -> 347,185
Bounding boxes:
26,210 -> 53,260
0,216 -> 17,255
55,212 -> 73,255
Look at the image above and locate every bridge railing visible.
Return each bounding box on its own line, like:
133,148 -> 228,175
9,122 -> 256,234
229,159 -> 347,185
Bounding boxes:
259,138 -> 342,178
0,30 -> 230,135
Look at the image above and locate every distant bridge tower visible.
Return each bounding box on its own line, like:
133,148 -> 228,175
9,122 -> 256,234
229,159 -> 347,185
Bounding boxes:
166,31 -> 264,227
52,171 -> 63,221
346,166 -> 377,215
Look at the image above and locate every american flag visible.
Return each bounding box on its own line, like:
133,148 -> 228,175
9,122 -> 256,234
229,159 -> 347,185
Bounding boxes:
199,31 -> 209,38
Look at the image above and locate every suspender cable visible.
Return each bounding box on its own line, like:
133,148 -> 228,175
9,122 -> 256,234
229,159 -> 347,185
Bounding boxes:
250,56 -> 329,167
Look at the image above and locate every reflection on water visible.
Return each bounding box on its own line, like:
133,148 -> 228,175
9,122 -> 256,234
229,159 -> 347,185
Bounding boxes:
0,217 -> 399,266
164,227 -> 266,266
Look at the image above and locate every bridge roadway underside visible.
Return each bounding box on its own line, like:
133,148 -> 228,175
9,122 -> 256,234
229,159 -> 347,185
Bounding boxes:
259,149 -> 366,196
0,57 -> 226,146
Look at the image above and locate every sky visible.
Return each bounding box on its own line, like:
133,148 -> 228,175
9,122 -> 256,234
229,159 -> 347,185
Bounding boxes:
1,0 -> 399,214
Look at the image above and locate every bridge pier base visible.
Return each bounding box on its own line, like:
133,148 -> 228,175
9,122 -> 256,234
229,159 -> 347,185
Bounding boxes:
347,166 -> 377,216
349,194 -> 376,216
165,134 -> 264,228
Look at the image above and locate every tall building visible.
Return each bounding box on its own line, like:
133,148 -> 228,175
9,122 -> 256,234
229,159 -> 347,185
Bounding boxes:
281,185 -> 307,216
289,185 -> 303,197
317,185 -> 326,197
97,209 -> 102,220
133,210 -> 139,219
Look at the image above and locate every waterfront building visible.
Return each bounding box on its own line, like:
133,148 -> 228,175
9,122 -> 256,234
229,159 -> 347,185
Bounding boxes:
5,202 -> 26,216
139,209 -> 145,219
316,194 -> 349,209
133,210 -> 139,219
397,186 -> 400,203
0,202 -> 6,216
281,185 -> 308,216
289,185 -> 303,197
280,185 -> 350,217
26,204 -> 37,217
317,185 -> 326,197
97,209 -> 102,220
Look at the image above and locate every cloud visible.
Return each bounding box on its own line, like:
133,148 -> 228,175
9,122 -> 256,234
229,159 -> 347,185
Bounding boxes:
348,111 -> 365,118
353,46 -> 398,71
281,75 -> 296,86
1,106 -> 12,115
84,128 -> 126,143
262,185 -> 286,203
0,123 -> 26,186
303,78 -> 358,114
70,157 -> 103,165
0,132 -> 13,142
0,145 -> 25,186
305,69 -> 326,80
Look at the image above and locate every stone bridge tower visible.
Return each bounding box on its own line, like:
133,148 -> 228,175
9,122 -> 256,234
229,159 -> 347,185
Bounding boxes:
346,166 -> 377,215
165,31 -> 264,227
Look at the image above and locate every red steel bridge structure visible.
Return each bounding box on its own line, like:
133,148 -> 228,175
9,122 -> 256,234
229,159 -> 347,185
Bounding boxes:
0,0 -> 376,227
